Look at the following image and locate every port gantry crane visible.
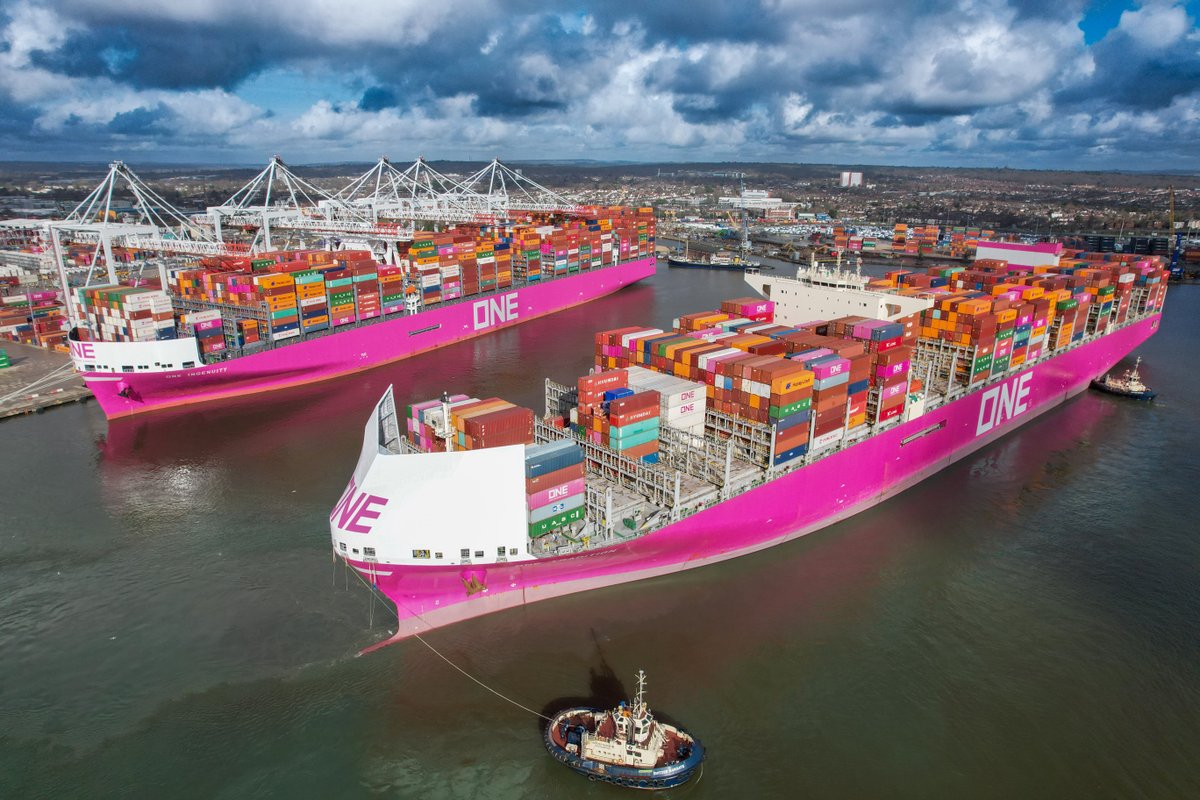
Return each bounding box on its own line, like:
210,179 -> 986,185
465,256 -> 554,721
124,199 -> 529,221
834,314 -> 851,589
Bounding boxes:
34,161 -> 246,325
202,156 -> 584,264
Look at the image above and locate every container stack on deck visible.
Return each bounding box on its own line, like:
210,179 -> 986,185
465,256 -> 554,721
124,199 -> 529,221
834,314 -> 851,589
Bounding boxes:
589,246 -> 1163,466
75,286 -> 174,343
403,394 -> 534,452
148,208 -> 654,353
524,441 -> 587,537
870,250 -> 1168,385
573,369 -> 663,464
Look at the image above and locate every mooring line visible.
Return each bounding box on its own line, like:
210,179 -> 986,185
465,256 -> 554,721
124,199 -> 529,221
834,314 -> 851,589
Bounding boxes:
344,561 -> 551,721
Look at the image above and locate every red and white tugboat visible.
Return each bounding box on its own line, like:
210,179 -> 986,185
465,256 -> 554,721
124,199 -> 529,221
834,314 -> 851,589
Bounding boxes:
544,670 -> 704,790
1092,357 -> 1157,400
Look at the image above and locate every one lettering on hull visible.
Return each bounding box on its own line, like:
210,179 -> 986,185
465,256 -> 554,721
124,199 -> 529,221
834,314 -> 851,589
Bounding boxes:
330,478 -> 390,534
472,293 -> 519,331
976,372 -> 1033,436
69,340 -> 95,362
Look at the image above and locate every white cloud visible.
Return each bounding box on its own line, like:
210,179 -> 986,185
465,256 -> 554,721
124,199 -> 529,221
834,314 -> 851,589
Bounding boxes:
1117,1 -> 1191,48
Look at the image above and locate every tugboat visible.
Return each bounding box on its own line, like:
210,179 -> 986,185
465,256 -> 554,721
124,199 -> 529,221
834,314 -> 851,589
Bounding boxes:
1091,357 -> 1157,400
544,670 -> 704,790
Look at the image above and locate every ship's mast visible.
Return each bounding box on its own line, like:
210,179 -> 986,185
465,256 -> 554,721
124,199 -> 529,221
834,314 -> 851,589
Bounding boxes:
630,669 -> 653,745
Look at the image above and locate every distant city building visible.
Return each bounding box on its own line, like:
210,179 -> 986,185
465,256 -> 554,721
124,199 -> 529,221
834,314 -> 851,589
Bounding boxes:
840,171 -> 863,188
718,189 -> 797,218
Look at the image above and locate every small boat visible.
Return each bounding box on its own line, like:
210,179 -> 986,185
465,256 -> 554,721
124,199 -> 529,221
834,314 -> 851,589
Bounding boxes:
544,670 -> 704,790
667,253 -> 759,270
1091,357 -> 1156,400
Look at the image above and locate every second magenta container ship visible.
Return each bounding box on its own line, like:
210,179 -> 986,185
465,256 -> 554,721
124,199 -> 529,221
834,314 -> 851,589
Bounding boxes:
66,207 -> 657,419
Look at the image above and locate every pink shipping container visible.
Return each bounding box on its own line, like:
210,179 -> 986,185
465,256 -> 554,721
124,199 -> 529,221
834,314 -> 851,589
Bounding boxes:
527,478 -> 587,510
810,357 -> 850,380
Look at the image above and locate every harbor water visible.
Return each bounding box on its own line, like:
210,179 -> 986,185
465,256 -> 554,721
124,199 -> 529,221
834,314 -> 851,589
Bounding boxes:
2,264 -> 1198,798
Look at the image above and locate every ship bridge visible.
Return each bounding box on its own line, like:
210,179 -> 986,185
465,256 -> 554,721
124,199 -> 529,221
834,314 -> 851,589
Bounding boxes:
744,263 -> 932,325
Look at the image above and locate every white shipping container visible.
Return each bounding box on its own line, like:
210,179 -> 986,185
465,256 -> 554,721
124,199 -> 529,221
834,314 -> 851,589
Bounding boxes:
697,347 -> 742,371
300,295 -> 326,308
621,328 -> 663,349
187,309 -> 221,325
626,366 -> 707,410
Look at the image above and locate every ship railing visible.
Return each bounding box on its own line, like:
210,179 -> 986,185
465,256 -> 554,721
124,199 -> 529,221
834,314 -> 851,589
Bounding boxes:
656,423 -> 756,499
535,418 -> 684,519
703,409 -> 774,470
543,378 -> 578,420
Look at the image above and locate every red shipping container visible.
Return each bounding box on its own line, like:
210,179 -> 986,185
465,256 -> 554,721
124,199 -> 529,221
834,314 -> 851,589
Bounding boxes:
525,462 -> 586,494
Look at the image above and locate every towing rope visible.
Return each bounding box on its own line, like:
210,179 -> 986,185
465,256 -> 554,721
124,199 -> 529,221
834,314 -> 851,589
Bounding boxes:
345,562 -> 551,721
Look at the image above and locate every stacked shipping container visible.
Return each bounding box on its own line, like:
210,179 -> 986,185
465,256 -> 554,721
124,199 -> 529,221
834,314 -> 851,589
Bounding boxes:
75,286 -> 174,343
524,441 -> 587,537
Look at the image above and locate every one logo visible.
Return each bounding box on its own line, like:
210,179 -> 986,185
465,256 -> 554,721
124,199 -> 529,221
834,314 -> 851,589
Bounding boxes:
472,293 -> 519,330
976,372 -> 1033,436
69,341 -> 95,360
330,478 -> 389,534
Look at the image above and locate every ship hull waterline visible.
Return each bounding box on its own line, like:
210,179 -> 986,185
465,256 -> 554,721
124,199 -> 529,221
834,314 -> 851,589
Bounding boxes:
346,313 -> 1160,653
82,257 -> 657,419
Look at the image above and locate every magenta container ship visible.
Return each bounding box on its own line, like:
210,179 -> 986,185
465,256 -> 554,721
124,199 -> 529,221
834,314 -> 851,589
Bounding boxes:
67,257 -> 657,419
331,247 -> 1168,650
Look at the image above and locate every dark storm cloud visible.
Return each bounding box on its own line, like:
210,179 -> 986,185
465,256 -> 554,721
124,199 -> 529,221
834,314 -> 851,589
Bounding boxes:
30,22 -> 272,90
106,104 -> 171,134
585,0 -> 794,44
358,86 -> 399,112
1057,27 -> 1200,111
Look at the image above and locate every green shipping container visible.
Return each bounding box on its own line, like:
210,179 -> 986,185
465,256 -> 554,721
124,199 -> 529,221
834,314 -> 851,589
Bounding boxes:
972,354 -> 993,374
990,355 -> 1011,374
769,397 -> 812,418
528,506 -> 585,537
609,417 -> 660,438
610,428 -> 658,449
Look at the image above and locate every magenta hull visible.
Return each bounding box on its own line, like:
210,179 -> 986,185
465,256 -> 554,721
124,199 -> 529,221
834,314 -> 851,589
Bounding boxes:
349,314 -> 1162,650
82,258 -> 657,419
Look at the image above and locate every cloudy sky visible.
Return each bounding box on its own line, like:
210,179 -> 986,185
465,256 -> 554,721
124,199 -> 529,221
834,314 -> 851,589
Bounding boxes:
1,0 -> 1198,168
